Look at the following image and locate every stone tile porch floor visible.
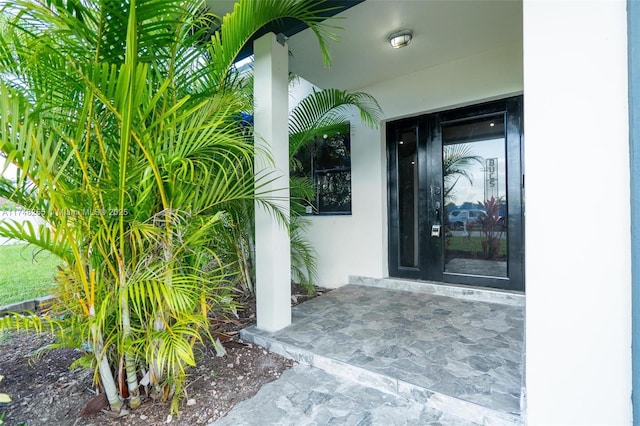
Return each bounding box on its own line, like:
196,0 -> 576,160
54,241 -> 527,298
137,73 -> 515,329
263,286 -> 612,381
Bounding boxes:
214,280 -> 525,425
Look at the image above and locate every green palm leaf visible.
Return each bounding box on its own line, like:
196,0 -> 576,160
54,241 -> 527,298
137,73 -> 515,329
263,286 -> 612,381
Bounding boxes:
289,88 -> 382,158
443,143 -> 483,202
208,0 -> 339,89
0,0 -> 340,413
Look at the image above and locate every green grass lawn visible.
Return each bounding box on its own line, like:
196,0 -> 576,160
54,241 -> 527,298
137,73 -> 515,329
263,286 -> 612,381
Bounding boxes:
445,235 -> 507,255
0,244 -> 60,306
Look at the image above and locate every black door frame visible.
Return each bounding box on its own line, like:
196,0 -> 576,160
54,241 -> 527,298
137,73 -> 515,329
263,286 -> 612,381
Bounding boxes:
387,96 -> 524,292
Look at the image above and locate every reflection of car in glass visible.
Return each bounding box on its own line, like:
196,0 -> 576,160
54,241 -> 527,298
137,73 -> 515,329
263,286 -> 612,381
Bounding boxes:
447,209 -> 487,230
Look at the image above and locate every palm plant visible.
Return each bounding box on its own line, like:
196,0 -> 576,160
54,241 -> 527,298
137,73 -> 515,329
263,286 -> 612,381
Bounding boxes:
225,86 -> 382,295
288,88 -> 381,160
443,143 -> 483,203
0,0 -> 335,413
288,88 -> 381,290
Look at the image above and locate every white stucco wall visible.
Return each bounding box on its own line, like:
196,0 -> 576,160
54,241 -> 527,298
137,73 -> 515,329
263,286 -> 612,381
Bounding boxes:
288,77 -> 317,112
253,33 -> 292,331
523,1 -> 632,424
304,43 -> 523,287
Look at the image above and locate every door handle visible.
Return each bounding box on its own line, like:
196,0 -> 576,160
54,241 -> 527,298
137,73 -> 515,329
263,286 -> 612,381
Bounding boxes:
432,201 -> 442,237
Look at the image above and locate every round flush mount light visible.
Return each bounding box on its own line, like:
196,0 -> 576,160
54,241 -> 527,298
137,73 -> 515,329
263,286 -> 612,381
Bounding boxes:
388,29 -> 413,49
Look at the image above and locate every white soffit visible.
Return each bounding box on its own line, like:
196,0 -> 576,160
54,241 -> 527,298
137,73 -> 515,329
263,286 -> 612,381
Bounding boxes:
287,0 -> 523,91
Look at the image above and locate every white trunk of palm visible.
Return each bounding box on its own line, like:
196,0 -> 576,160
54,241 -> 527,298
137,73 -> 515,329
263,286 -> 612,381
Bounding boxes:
91,318 -> 123,411
120,266 -> 142,408
98,350 -> 123,411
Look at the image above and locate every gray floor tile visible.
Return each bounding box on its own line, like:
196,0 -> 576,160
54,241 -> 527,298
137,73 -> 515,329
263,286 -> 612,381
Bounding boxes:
243,284 -> 524,423
211,365 -> 478,426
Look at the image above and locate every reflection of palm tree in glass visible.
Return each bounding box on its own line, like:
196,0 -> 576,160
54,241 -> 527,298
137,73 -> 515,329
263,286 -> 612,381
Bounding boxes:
443,144 -> 483,203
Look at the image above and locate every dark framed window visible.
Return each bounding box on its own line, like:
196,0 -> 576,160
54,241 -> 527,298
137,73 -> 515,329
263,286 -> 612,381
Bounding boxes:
293,128 -> 351,215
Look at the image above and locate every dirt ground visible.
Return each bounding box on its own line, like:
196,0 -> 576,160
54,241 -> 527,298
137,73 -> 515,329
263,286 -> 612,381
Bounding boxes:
0,287 -> 323,425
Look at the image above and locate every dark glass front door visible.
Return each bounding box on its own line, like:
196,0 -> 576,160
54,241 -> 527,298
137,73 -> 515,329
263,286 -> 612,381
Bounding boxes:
387,97 -> 524,291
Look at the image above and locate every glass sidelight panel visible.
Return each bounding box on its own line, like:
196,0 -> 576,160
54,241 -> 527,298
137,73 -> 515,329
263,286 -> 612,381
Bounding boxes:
398,127 -> 419,268
443,115 -> 508,278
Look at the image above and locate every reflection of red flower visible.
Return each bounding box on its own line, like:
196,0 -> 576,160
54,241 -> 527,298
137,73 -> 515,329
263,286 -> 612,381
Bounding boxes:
477,196 -> 504,260
465,220 -> 475,232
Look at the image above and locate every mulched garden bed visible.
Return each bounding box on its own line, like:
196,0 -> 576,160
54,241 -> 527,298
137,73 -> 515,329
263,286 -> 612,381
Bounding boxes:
0,285 -> 326,425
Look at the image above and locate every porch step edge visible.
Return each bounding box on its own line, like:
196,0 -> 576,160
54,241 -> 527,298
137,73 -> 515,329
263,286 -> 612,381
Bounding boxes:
349,275 -> 525,307
240,326 -> 522,426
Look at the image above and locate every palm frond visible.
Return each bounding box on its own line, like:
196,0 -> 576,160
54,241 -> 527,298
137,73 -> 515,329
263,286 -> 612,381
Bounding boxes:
290,216 -> 317,294
0,220 -> 71,261
443,143 -> 483,202
208,0 -> 340,89
289,88 -> 382,158
0,0 -> 340,413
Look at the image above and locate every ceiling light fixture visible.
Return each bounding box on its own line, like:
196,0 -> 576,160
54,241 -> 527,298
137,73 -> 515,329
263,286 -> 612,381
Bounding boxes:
388,30 -> 413,49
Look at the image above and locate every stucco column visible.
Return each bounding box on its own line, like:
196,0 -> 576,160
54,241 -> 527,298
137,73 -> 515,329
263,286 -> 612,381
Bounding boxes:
523,1 -> 631,424
253,32 -> 291,332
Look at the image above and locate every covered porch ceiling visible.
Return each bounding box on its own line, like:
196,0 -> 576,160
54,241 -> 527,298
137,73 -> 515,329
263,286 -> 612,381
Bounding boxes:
288,0 -> 523,91
208,0 -> 523,92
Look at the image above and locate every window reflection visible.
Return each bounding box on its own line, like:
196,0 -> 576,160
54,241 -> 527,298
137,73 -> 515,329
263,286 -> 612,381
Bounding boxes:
399,127 -> 418,268
443,116 -> 508,277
